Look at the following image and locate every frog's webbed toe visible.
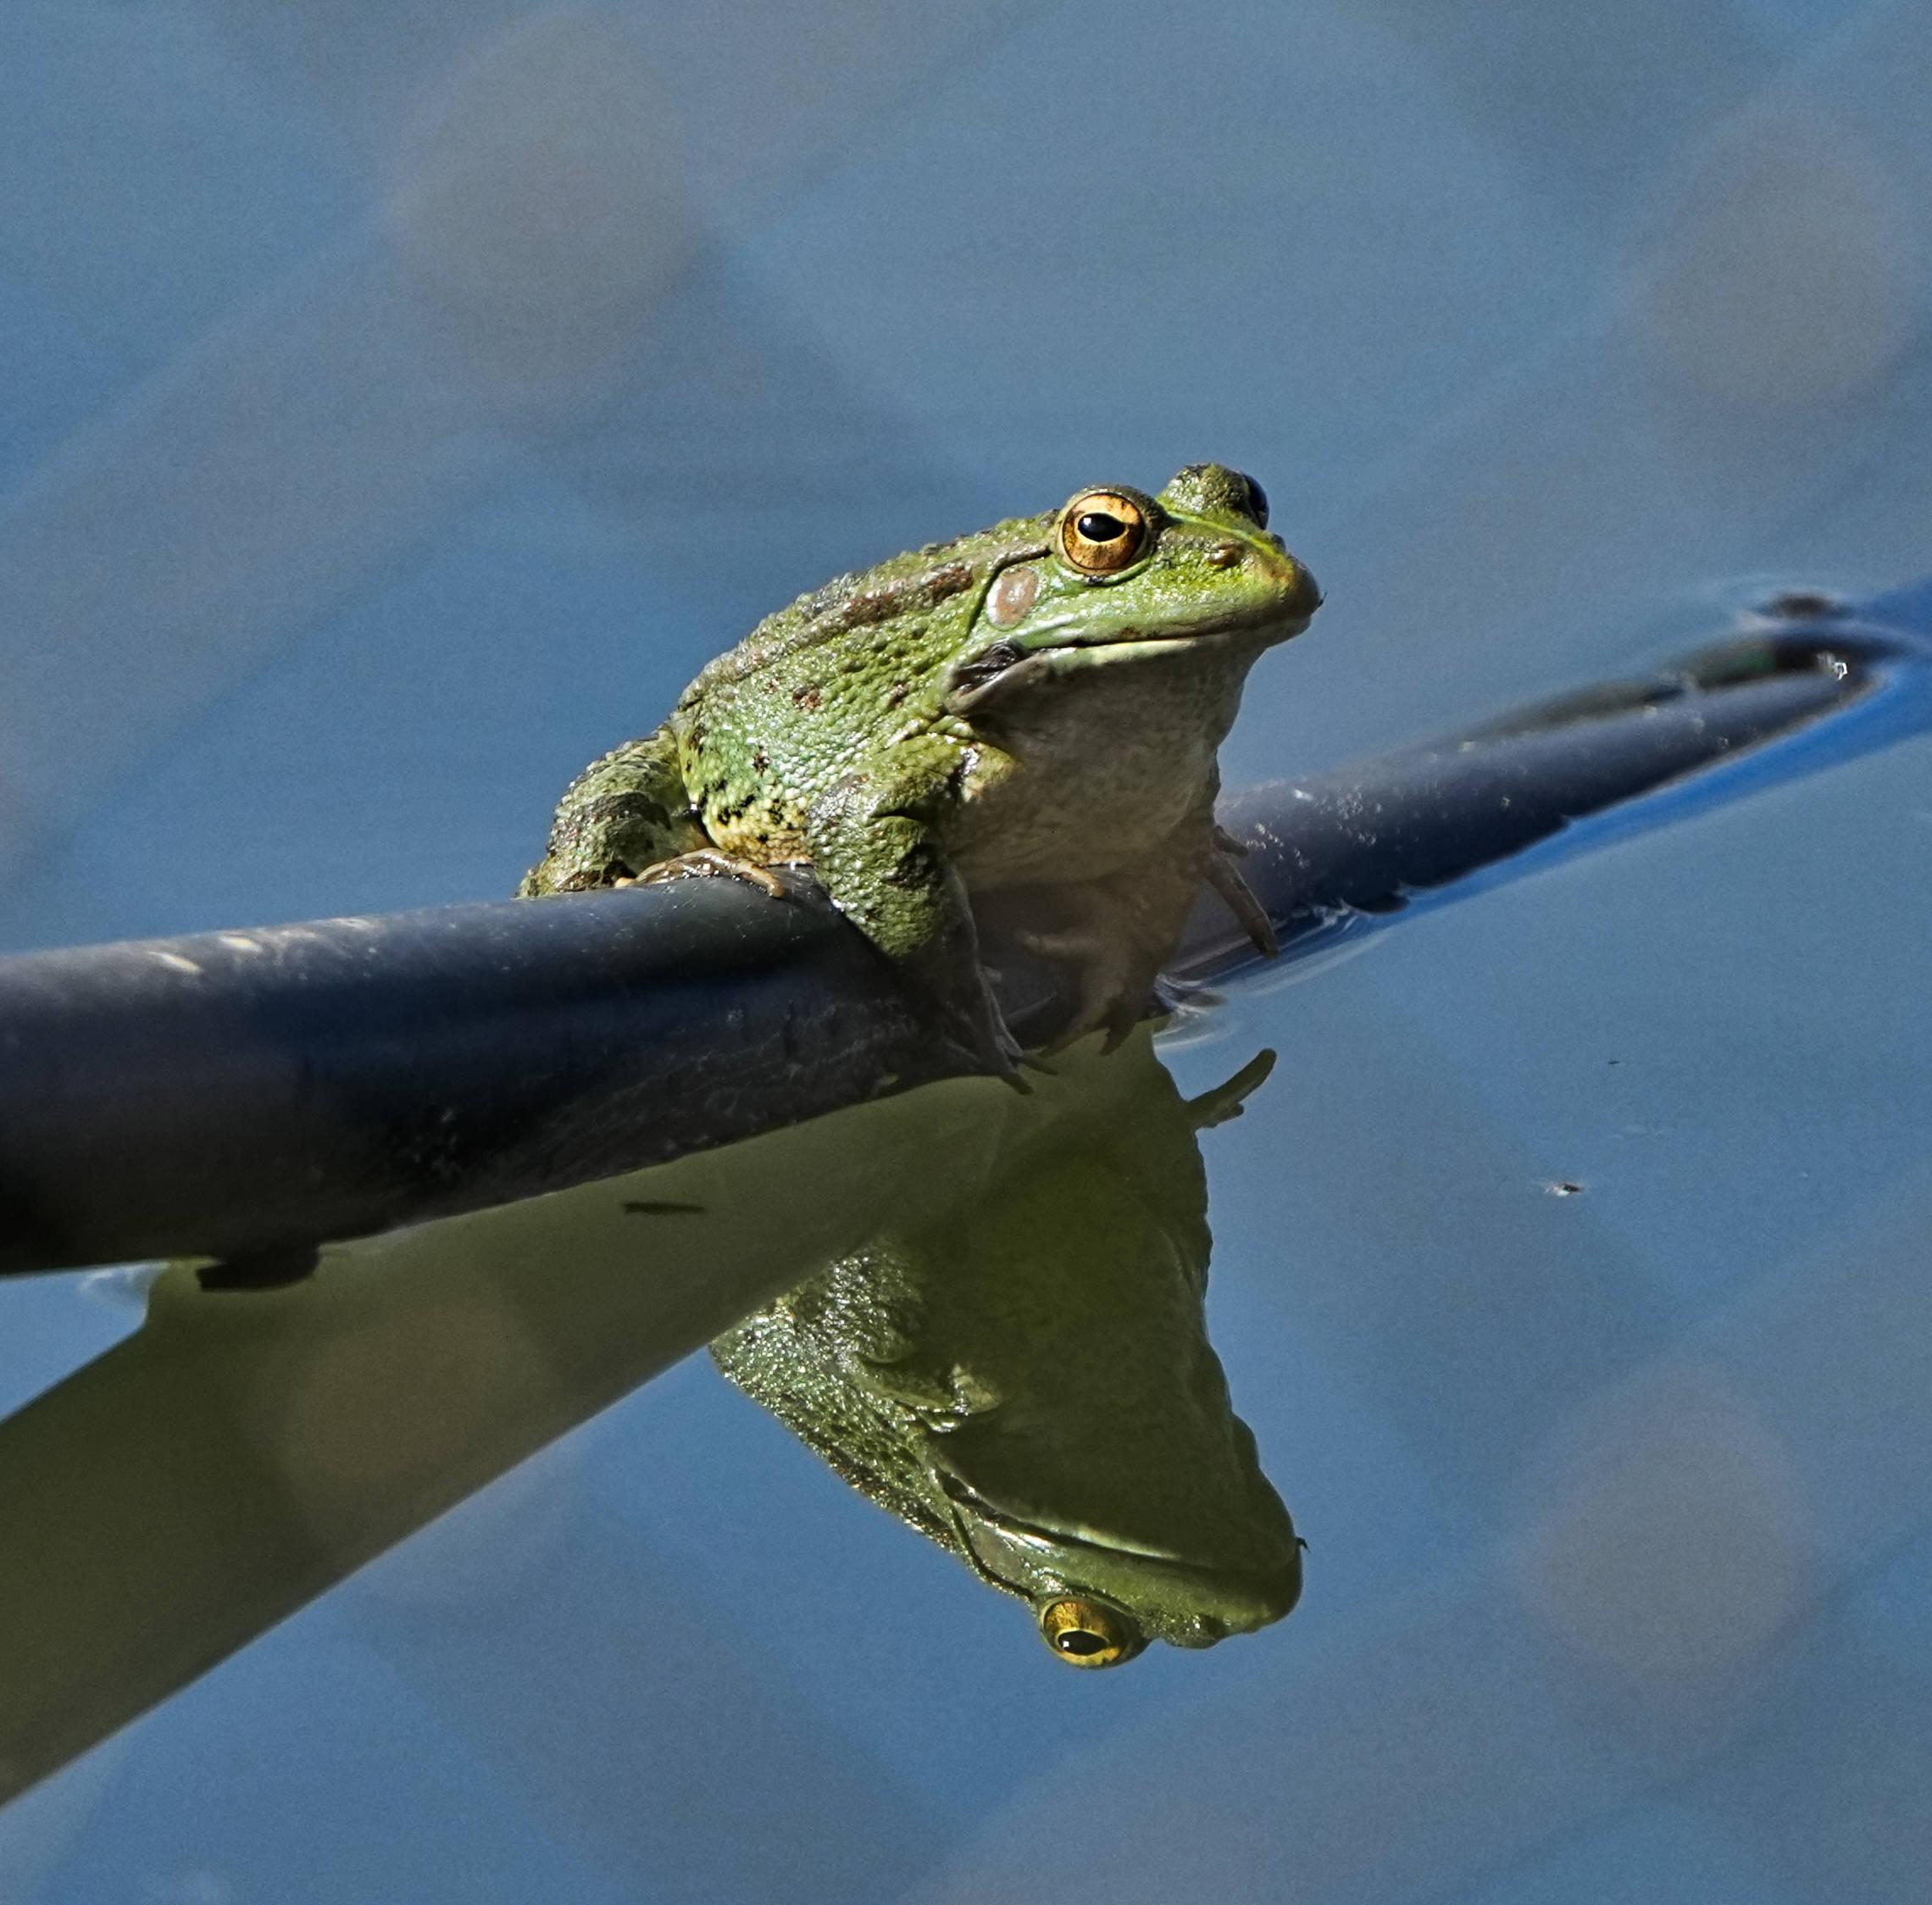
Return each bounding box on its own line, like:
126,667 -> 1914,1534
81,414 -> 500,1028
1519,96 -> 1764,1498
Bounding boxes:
634,847 -> 791,900
1204,847 -> 1279,959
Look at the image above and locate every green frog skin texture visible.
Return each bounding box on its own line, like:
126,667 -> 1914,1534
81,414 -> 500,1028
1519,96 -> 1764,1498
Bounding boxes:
521,464 -> 1321,1078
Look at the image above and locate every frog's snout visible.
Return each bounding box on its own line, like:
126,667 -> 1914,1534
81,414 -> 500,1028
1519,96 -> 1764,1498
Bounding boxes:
1269,543 -> 1322,625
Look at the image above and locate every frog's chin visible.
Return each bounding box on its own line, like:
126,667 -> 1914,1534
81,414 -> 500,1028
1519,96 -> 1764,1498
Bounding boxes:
933,1464 -> 1302,1645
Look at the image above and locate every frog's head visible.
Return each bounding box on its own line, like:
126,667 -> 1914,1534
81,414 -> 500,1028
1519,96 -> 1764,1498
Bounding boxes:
944,464 -> 1320,714
929,1392 -> 1303,1669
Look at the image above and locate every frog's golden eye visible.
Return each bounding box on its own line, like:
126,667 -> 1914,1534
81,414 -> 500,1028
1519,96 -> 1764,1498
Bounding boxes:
1039,1597 -> 1141,1667
1058,491 -> 1150,575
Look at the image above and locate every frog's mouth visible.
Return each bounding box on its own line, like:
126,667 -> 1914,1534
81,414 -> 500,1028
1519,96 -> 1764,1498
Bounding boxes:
932,1463 -> 1302,1643
939,1464 -> 1195,1563
1034,599 -> 1319,660
945,608 -> 1316,714
1037,627 -> 1287,666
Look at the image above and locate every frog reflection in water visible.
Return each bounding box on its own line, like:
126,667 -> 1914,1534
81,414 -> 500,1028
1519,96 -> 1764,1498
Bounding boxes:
712,1036 -> 1302,1666
523,465 -> 1320,1079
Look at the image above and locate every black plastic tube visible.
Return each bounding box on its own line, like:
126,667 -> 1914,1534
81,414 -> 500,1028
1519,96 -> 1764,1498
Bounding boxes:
0,604 -> 1921,1276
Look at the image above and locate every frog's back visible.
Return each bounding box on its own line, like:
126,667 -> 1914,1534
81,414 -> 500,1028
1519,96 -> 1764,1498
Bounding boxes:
673,516 -> 1043,709
666,516 -> 1046,855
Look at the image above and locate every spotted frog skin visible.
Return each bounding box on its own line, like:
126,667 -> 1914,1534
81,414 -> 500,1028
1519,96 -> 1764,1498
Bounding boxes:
521,464 -> 1321,1077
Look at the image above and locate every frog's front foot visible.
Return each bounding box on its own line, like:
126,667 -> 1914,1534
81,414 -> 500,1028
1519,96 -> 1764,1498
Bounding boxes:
630,848 -> 791,901
1013,919 -> 1162,1054
1008,853 -> 1237,1052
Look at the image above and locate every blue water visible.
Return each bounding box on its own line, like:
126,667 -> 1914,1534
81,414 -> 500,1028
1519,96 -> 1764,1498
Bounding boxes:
4,3 -> 1932,1899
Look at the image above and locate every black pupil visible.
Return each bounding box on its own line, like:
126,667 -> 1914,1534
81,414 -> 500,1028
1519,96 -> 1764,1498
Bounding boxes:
1057,1630 -> 1108,1656
1076,511 -> 1128,544
1242,478 -> 1269,529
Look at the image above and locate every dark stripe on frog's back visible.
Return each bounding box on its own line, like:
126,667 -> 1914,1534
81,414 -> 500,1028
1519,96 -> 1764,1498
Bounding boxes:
672,514 -> 1047,706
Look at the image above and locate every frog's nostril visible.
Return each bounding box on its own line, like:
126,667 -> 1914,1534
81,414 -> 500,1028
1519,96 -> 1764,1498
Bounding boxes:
1206,541 -> 1244,569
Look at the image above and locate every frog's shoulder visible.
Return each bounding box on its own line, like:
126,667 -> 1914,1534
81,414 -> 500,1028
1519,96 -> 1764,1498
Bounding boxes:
676,514 -> 1048,706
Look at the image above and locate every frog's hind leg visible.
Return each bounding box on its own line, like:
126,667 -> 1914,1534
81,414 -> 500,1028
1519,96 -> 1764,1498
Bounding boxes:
519,727 -> 707,896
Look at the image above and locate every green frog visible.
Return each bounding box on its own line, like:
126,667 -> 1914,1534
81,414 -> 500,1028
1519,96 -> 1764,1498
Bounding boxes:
521,464 -> 1320,1076
712,1036 -> 1302,1666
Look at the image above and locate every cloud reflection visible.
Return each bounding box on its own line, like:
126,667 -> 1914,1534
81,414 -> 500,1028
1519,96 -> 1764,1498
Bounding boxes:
1635,108 -> 1921,411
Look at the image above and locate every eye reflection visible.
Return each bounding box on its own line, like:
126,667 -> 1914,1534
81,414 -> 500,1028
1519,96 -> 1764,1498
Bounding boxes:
1040,1596 -> 1141,1668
